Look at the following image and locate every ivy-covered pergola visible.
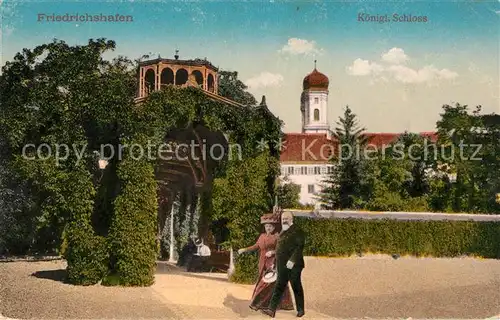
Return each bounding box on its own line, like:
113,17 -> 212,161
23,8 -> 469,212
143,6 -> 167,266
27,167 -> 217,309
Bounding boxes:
0,39 -> 282,286
63,85 -> 281,286
155,122 -> 229,238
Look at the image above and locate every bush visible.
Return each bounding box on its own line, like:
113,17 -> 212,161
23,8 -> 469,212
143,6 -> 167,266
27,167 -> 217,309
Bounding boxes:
107,136 -> 158,286
295,217 -> 500,258
64,170 -> 108,285
0,162 -> 37,255
229,253 -> 259,284
65,225 -> 108,285
366,191 -> 430,212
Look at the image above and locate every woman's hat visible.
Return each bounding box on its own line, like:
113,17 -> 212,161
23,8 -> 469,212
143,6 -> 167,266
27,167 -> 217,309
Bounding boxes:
260,213 -> 279,224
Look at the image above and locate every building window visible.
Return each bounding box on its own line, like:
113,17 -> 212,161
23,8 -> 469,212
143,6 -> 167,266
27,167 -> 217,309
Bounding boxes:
308,184 -> 315,193
327,166 -> 335,174
281,167 -> 286,175
314,97 -> 319,104
313,109 -> 320,121
287,166 -> 293,175
314,166 -> 321,175
307,167 -> 314,175
301,166 -> 307,175
320,166 -> 327,174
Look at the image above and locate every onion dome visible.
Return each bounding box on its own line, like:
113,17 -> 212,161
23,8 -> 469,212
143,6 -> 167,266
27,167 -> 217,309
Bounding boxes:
303,61 -> 329,90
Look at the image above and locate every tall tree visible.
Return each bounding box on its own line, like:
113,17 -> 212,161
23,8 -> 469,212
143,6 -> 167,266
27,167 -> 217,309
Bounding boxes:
395,132 -> 435,197
319,106 -> 368,209
464,112 -> 500,213
0,39 -> 136,255
436,103 -> 484,212
361,139 -> 430,212
275,176 -> 301,209
218,71 -> 257,106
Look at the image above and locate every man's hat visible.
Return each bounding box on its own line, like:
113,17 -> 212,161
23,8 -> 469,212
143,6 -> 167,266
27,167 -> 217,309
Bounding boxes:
262,269 -> 277,283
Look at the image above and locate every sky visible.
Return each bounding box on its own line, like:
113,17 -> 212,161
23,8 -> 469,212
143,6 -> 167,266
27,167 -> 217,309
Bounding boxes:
1,0 -> 499,133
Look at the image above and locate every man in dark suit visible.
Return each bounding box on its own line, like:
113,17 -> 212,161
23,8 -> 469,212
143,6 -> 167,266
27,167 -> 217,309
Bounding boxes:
262,211 -> 305,318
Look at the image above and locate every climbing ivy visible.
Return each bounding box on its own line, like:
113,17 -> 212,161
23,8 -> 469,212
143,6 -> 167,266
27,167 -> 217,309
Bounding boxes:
0,39 -> 282,285
110,85 -> 281,284
212,151 -> 276,282
105,134 -> 158,286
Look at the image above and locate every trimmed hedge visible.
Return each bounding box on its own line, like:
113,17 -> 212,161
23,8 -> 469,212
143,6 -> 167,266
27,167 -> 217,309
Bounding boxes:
64,170 -> 108,285
295,217 -> 500,259
230,253 -> 259,284
106,135 -> 158,286
65,226 -> 108,285
232,217 -> 500,284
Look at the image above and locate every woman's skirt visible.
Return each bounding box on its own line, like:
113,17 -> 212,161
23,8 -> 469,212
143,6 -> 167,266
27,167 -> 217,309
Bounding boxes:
249,272 -> 294,311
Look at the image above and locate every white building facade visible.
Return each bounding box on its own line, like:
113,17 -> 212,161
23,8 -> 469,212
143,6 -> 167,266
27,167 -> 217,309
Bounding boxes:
278,65 -> 436,205
279,65 -> 333,205
280,163 -> 334,205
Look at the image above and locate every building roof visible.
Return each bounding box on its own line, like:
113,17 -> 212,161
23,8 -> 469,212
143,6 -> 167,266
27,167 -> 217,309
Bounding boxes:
138,57 -> 218,71
280,132 -> 438,163
280,133 -> 337,163
303,68 -> 329,91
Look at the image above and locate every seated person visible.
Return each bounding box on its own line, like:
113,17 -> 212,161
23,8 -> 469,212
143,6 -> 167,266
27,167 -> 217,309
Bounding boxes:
187,238 -> 211,272
177,237 -> 196,267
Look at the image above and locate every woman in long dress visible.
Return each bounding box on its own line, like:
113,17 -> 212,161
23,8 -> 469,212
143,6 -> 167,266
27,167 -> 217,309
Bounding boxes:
237,214 -> 294,311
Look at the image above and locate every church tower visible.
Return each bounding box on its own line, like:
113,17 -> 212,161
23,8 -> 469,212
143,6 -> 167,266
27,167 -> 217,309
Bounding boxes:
300,61 -> 330,135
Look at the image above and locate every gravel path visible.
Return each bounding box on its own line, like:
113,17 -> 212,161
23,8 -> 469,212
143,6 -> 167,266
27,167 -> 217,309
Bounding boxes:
1,256 -> 499,319
301,256 -> 500,319
0,260 -> 179,319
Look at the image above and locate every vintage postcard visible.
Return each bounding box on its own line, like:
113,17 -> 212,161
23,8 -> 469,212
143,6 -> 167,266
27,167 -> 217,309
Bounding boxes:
1,1 -> 499,319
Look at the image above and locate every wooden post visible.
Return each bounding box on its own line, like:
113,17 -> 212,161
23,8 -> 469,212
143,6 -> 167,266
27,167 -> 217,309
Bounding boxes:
168,201 -> 177,263
227,247 -> 235,279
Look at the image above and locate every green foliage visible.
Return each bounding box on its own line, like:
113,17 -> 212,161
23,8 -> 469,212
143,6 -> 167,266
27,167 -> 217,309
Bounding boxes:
320,106 -> 368,209
229,253 -> 259,284
107,135 -> 158,286
212,152 -> 270,245
359,141 -> 431,212
0,38 -> 282,286
217,71 -> 257,106
366,193 -> 430,212
318,103 -> 498,214
0,38 -> 136,263
65,227 -> 108,285
212,152 -> 274,282
276,176 -> 301,209
63,169 -> 108,285
298,203 -> 315,210
435,104 -> 499,213
232,217 -> 500,282
0,153 -> 37,254
295,217 -> 500,258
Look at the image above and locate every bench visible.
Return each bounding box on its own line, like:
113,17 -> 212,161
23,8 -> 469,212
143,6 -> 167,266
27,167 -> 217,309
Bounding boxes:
207,250 -> 230,273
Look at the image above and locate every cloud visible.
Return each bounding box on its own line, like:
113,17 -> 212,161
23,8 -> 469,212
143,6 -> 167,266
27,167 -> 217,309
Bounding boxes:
346,48 -> 458,84
346,58 -> 383,76
245,72 -> 284,89
381,48 -> 409,64
279,38 -> 323,55
387,65 -> 458,84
